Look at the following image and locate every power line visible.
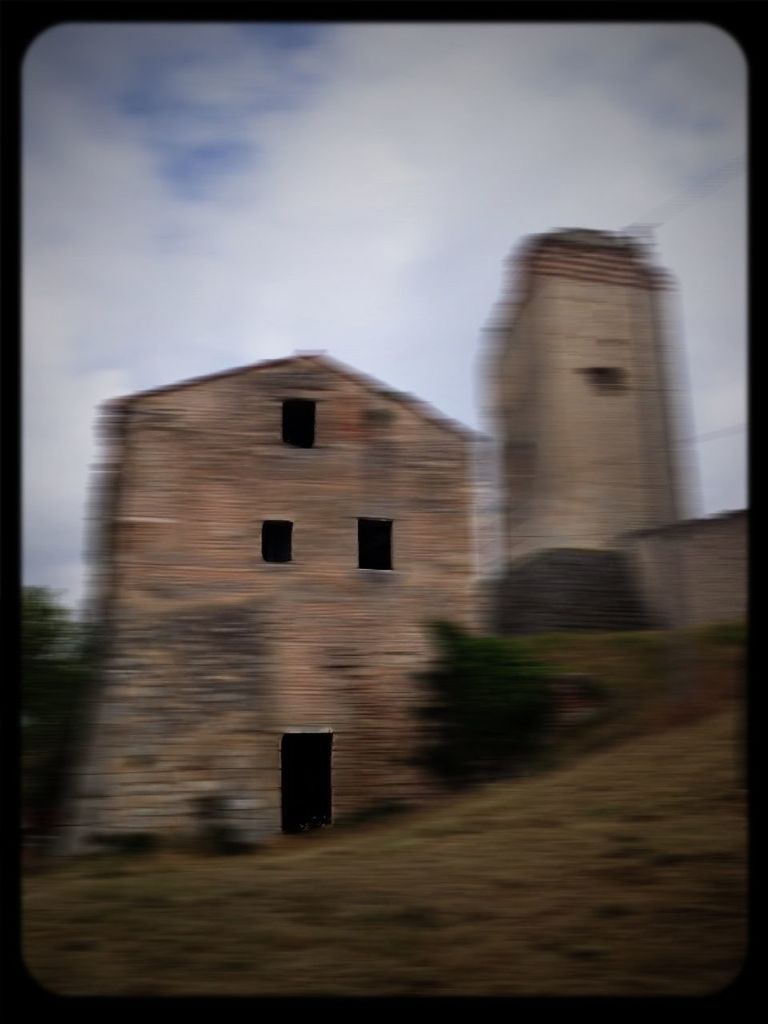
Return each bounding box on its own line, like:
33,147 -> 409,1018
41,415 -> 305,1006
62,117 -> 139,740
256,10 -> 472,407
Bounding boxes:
622,155 -> 746,234
683,423 -> 746,444
478,421 -> 746,463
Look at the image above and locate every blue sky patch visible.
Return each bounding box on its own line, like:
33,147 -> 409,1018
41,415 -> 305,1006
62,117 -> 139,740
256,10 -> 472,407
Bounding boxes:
237,22 -> 333,51
159,138 -> 256,199
114,35 -> 326,198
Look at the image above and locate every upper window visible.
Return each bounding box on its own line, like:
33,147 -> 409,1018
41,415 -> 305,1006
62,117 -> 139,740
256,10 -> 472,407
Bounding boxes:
262,520 -> 293,563
358,518 -> 392,570
282,400 -> 316,448
580,367 -> 627,393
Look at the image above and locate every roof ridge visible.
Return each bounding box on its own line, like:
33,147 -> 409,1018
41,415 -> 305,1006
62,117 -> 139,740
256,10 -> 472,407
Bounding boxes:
107,353 -> 320,406
107,351 -> 485,442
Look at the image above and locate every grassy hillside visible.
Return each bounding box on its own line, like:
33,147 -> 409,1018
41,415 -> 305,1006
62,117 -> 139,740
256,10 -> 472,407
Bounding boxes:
521,622 -> 745,765
24,697 -> 746,996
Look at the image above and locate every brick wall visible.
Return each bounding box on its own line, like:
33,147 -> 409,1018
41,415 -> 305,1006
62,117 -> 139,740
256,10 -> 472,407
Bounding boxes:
60,356 -> 478,851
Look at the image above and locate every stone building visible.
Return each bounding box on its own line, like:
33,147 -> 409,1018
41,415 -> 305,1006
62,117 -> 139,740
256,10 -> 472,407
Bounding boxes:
60,354 -> 479,851
486,229 -> 688,634
58,228 -> 746,852
623,509 -> 747,629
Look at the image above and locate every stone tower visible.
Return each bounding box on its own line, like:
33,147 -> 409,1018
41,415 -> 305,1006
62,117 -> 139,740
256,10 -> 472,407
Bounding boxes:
488,228 -> 683,634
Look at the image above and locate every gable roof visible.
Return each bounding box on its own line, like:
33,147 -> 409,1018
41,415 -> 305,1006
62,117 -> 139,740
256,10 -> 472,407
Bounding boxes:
107,352 -> 485,442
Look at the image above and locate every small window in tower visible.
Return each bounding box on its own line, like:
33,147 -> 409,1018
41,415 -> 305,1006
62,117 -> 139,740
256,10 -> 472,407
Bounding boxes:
262,521 -> 293,563
580,367 -> 627,393
358,518 -> 392,570
282,400 -> 316,447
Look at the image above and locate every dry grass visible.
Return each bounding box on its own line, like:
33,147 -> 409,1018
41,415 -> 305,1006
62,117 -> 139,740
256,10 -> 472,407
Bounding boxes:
24,699 -> 746,996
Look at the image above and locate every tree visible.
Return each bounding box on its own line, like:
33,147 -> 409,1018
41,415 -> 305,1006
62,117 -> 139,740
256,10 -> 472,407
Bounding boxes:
22,587 -> 94,831
418,622 -> 554,786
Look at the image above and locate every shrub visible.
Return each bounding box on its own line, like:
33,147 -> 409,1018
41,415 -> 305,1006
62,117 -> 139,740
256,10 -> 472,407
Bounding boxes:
89,832 -> 158,855
335,800 -> 412,830
22,587 -> 97,837
695,622 -> 747,647
417,622 -> 554,787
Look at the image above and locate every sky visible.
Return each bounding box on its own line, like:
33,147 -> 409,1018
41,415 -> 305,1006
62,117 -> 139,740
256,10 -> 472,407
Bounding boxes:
23,22 -> 747,611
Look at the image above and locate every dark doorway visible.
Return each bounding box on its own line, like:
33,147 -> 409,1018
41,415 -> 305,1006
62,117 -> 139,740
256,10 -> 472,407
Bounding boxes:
281,733 -> 333,833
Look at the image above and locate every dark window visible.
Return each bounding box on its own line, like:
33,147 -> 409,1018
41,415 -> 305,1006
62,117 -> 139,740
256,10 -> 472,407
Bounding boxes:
262,520 -> 292,562
580,367 -> 627,393
282,400 -> 316,447
358,518 -> 392,570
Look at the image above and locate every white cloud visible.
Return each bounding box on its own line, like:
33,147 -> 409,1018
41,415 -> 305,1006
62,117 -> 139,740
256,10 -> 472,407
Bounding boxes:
23,22 -> 747,608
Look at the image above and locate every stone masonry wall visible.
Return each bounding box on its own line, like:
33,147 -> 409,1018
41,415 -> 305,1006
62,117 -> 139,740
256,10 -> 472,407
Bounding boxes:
624,511 -> 747,629
489,548 -> 658,636
60,356 -> 478,851
492,233 -> 680,563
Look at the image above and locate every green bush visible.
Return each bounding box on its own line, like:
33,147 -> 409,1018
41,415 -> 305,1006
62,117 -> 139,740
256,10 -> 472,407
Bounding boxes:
336,800 -> 413,830
695,622 -> 747,647
417,622 -> 554,786
89,832 -> 158,856
22,587 -> 96,832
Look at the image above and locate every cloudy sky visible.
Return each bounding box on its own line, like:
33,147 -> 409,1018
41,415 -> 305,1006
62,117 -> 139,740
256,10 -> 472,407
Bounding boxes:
23,22 -> 747,610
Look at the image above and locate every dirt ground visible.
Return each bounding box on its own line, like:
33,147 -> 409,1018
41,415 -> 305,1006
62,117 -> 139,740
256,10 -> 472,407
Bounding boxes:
23,701 -> 746,996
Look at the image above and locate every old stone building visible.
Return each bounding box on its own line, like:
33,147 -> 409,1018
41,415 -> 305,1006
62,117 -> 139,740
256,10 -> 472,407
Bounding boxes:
486,229 -> 687,634
60,354 -> 479,851
59,228 -> 746,852
623,510 -> 747,629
